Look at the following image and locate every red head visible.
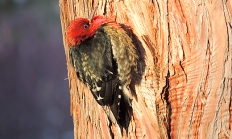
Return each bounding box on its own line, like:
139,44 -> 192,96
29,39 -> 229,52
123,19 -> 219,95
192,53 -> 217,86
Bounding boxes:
66,16 -> 115,46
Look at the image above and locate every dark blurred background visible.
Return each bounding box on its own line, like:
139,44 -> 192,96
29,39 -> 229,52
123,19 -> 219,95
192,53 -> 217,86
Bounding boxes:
0,0 -> 74,139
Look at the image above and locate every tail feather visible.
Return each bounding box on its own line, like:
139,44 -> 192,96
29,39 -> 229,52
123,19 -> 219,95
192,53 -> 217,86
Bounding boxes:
110,82 -> 132,129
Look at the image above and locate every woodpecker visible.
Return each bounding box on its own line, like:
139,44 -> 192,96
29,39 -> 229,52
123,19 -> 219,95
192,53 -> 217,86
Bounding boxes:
66,15 -> 137,128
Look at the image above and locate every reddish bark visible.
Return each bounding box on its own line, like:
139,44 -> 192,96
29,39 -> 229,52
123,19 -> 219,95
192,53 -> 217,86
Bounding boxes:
59,0 -> 232,138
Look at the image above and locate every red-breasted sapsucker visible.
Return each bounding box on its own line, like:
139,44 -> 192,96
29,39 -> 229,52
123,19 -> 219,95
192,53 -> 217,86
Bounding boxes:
66,15 -> 138,128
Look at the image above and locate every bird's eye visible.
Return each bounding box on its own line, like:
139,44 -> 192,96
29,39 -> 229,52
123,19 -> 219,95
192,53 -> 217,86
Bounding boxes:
83,23 -> 89,29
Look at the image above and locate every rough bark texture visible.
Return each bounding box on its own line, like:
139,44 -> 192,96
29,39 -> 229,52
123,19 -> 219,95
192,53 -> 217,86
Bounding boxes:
59,0 -> 232,138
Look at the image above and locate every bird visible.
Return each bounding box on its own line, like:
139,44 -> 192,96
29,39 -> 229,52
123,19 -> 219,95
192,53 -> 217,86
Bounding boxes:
66,15 -> 138,129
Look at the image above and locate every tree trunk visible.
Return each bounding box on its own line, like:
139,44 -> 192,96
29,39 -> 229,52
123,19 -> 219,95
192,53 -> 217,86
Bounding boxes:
59,0 -> 232,138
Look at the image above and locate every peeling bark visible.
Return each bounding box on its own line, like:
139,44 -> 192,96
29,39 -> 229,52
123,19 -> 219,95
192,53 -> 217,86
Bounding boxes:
59,0 -> 232,138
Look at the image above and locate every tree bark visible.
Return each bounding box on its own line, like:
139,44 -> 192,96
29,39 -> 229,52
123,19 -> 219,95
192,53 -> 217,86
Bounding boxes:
59,0 -> 232,138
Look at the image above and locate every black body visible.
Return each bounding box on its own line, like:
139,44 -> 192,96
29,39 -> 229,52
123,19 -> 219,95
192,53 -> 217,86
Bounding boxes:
69,26 -> 131,128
